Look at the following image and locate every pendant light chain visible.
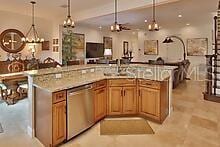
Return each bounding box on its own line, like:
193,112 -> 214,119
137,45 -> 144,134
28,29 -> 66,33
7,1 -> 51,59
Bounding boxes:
63,0 -> 75,28
115,0 -> 117,23
22,1 -> 44,43
148,0 -> 159,31
32,1 -> 35,26
68,0 -> 70,17
153,0 -> 155,22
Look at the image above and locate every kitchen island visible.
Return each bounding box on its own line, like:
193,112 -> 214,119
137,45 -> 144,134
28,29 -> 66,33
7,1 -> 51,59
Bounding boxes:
26,64 -> 177,147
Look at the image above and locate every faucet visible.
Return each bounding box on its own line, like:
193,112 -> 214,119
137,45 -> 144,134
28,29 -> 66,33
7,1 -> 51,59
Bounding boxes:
116,59 -> 121,73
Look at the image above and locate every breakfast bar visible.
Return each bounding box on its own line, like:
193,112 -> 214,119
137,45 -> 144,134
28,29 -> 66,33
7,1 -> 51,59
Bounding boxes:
26,64 -> 177,147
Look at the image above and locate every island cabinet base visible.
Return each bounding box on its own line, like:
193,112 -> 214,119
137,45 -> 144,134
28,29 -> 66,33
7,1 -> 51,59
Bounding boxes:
107,79 -> 137,116
35,88 -> 67,147
34,78 -> 169,146
138,79 -> 169,123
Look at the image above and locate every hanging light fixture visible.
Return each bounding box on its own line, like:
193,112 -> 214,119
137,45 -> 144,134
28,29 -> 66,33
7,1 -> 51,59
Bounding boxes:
148,0 -> 159,31
63,0 -> 75,28
111,0 -> 121,32
22,1 -> 44,43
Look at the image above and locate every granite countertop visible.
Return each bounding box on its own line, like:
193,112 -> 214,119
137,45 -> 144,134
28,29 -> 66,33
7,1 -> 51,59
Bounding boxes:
26,64 -> 177,77
33,70 -> 171,93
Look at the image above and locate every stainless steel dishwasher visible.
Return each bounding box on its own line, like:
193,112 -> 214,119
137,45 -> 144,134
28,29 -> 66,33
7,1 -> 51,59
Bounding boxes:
67,84 -> 94,140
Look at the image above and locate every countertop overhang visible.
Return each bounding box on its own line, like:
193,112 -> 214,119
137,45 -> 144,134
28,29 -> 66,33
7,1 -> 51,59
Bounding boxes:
30,64 -> 177,92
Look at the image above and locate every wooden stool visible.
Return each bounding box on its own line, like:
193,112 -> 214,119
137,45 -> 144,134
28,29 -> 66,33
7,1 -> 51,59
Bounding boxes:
18,84 -> 28,99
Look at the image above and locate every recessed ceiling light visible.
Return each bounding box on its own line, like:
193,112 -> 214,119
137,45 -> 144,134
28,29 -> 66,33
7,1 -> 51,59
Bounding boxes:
186,23 -> 190,26
178,14 -> 182,18
144,19 -> 148,23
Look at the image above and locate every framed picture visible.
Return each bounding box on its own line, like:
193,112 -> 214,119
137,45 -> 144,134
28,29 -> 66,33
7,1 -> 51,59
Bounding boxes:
62,31 -> 85,65
103,37 -> 112,49
144,40 -> 158,55
187,38 -> 208,56
123,41 -> 129,56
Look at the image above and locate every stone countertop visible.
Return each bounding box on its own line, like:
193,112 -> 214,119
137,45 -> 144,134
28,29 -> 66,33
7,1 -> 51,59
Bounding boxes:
25,64 -> 177,77
33,71 -> 171,93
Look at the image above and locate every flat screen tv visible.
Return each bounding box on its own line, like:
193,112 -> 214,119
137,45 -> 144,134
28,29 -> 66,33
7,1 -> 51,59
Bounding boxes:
86,42 -> 104,58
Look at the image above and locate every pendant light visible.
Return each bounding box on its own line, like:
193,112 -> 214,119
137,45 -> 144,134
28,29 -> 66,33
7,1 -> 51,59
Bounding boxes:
63,0 -> 75,28
111,0 -> 121,32
22,1 -> 44,43
148,0 -> 159,31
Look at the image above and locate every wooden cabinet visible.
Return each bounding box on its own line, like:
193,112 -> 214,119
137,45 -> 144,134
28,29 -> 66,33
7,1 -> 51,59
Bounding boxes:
108,79 -> 137,115
139,87 -> 160,119
123,87 -> 137,114
108,87 -> 123,115
138,79 -> 169,123
35,89 -> 67,147
94,80 -> 107,122
94,87 -> 107,121
52,101 -> 66,146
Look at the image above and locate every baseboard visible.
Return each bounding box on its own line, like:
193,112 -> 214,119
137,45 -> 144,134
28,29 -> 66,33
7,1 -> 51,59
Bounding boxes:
27,126 -> 34,138
204,93 -> 220,103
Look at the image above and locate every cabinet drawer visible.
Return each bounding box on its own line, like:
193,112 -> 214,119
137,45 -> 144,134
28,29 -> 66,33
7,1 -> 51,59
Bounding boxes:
53,91 -> 66,104
139,80 -> 160,89
109,79 -> 136,87
95,80 -> 107,89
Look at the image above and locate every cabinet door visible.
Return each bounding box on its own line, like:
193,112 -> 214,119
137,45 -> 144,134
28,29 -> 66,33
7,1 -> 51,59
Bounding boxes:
123,87 -> 137,114
139,87 -> 160,119
108,87 -> 123,115
94,87 -> 107,121
52,101 -> 66,146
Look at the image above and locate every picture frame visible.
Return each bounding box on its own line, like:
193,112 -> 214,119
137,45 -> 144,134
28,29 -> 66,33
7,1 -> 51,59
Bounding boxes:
123,41 -> 129,56
144,40 -> 158,55
187,38 -> 208,56
103,37 -> 112,49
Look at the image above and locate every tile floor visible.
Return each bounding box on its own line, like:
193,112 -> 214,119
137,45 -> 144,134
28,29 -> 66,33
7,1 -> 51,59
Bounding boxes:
0,80 -> 220,147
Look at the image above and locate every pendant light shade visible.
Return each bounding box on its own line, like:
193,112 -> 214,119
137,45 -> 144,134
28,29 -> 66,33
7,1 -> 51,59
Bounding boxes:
63,0 -> 75,28
22,1 -> 44,43
111,0 -> 121,32
148,0 -> 159,31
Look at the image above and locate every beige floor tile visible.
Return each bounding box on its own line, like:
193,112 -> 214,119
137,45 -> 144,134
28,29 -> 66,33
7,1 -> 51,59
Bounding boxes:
0,81 -> 220,147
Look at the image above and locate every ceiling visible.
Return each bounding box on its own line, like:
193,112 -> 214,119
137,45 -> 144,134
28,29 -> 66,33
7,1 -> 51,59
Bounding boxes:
0,0 -> 112,20
79,0 -> 219,30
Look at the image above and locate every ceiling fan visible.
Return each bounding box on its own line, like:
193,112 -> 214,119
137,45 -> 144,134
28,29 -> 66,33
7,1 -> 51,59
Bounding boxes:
111,0 -> 131,32
118,23 -> 131,31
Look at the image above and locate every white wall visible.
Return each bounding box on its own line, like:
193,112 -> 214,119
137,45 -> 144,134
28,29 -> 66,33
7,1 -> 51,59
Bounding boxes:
57,25 -> 139,63
0,10 -> 57,62
136,23 -> 213,68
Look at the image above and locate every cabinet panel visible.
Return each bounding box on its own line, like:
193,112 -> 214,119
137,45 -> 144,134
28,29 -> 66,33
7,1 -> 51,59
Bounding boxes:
52,101 -> 66,146
139,87 -> 160,119
94,87 -> 107,121
123,87 -> 137,114
108,87 -> 123,115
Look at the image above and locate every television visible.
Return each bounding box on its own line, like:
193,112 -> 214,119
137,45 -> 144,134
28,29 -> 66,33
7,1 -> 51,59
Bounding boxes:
86,42 -> 104,58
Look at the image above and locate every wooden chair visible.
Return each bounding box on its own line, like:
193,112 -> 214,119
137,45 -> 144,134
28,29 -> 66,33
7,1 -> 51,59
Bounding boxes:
8,60 -> 25,73
43,57 -> 55,63
67,60 -> 80,66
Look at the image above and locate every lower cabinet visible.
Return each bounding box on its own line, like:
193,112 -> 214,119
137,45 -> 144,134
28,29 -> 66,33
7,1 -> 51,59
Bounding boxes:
52,101 -> 67,146
108,85 -> 137,115
108,87 -> 123,115
138,79 -> 169,123
94,86 -> 107,122
138,87 -> 160,119
122,87 -> 137,114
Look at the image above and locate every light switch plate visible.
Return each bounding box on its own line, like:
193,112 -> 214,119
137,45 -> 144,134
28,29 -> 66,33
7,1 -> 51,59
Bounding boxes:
55,73 -> 62,79
82,70 -> 87,74
90,69 -> 95,72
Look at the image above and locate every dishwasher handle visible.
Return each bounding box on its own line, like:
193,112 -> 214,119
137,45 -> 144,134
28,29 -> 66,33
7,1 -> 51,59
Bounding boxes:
68,84 -> 93,96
